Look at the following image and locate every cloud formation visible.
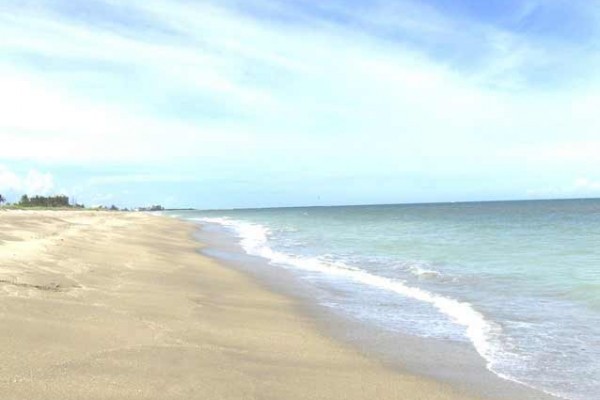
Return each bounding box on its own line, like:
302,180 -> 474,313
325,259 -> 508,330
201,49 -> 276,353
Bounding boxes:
0,166 -> 55,197
1,0 -> 599,207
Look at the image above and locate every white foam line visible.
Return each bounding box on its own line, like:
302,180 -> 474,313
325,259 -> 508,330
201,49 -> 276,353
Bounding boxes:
194,216 -> 568,400
199,218 -> 498,355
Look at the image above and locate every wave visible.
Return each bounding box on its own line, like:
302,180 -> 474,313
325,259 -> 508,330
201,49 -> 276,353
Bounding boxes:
194,217 -> 567,400
198,219 -> 500,356
408,264 -> 444,279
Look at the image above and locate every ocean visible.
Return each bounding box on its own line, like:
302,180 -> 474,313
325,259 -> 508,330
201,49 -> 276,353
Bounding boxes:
167,199 -> 600,400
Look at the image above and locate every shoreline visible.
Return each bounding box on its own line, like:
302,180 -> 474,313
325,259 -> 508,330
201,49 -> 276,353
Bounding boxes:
189,216 -> 560,400
1,210 -> 484,399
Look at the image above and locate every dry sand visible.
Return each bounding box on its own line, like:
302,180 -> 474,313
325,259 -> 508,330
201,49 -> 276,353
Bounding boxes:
0,210 -> 483,399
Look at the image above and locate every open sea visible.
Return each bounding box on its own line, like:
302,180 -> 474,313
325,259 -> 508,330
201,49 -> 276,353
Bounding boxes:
168,199 -> 600,400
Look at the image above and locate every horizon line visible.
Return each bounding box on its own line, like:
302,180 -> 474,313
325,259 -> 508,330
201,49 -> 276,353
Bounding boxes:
184,195 -> 600,213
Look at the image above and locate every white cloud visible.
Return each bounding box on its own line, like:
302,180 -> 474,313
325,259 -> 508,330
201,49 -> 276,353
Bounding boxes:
573,177 -> 600,191
23,170 -> 54,195
503,139 -> 600,166
527,177 -> 600,199
0,166 -> 20,190
0,166 -> 55,195
87,174 -> 201,185
1,0 -> 600,204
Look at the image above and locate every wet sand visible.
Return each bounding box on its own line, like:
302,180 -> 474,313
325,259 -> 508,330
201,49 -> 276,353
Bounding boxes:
0,210 -> 483,399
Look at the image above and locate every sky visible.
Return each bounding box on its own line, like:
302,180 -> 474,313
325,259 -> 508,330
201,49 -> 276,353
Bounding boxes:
1,0 -> 600,209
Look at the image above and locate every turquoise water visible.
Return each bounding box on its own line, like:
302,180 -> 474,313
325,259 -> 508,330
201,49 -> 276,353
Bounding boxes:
171,199 -> 600,400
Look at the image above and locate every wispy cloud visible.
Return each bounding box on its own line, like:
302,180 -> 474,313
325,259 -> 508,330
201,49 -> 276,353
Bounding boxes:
528,177 -> 600,199
87,174 -> 203,185
0,166 -> 54,196
574,177 -> 600,191
1,0 -> 599,206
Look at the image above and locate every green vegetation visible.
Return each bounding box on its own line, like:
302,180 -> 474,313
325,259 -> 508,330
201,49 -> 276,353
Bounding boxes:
138,205 -> 165,211
0,193 -> 165,212
16,194 -> 84,209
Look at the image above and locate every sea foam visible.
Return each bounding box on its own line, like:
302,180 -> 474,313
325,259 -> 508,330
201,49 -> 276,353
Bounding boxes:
197,218 -> 506,371
179,203 -> 600,400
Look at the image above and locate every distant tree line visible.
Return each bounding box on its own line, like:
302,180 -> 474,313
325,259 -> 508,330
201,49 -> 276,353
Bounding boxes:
138,205 -> 165,211
17,194 -> 84,208
0,193 -> 166,211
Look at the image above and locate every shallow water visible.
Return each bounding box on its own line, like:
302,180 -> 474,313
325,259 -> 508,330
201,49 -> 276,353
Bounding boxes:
169,199 -> 600,400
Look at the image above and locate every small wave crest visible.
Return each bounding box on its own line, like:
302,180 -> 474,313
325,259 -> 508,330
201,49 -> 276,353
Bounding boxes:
193,217 -> 575,400
408,264 -> 444,279
188,217 -> 580,399
198,218 -> 504,364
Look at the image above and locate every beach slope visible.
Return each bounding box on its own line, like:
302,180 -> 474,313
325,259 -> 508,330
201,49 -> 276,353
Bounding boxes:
0,210 -> 480,399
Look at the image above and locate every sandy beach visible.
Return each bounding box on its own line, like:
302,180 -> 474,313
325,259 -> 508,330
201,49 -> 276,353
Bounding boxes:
0,210 -> 482,399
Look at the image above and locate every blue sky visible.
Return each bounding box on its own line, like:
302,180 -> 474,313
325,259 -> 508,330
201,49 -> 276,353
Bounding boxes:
1,0 -> 600,209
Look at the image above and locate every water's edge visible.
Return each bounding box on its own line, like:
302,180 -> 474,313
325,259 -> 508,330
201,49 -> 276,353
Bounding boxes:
191,220 -> 558,400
